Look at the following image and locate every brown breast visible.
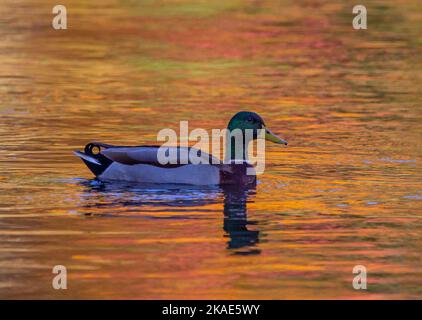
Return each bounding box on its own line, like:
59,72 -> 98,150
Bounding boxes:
219,163 -> 257,186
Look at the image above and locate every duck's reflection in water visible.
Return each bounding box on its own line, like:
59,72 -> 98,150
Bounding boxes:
222,184 -> 260,255
76,179 -> 260,254
77,179 -> 222,212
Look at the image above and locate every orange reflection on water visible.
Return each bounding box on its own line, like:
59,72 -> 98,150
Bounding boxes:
0,0 -> 421,299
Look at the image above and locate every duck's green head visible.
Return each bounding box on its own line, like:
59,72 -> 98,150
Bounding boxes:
227,111 -> 288,145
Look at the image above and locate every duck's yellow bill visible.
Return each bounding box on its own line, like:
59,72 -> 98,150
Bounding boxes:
264,127 -> 288,145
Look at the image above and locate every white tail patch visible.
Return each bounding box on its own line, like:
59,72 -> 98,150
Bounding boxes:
73,151 -> 101,165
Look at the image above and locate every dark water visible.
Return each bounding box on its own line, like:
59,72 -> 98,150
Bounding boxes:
0,0 -> 421,298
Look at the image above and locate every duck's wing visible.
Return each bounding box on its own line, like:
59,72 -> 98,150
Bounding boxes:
101,146 -> 221,166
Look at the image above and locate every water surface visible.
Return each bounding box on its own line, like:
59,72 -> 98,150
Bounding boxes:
0,0 -> 421,298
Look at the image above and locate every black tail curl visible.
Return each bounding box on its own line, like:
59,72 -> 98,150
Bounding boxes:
80,142 -> 114,177
84,142 -> 114,156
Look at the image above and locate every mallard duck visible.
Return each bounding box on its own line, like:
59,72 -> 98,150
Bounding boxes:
74,111 -> 287,185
